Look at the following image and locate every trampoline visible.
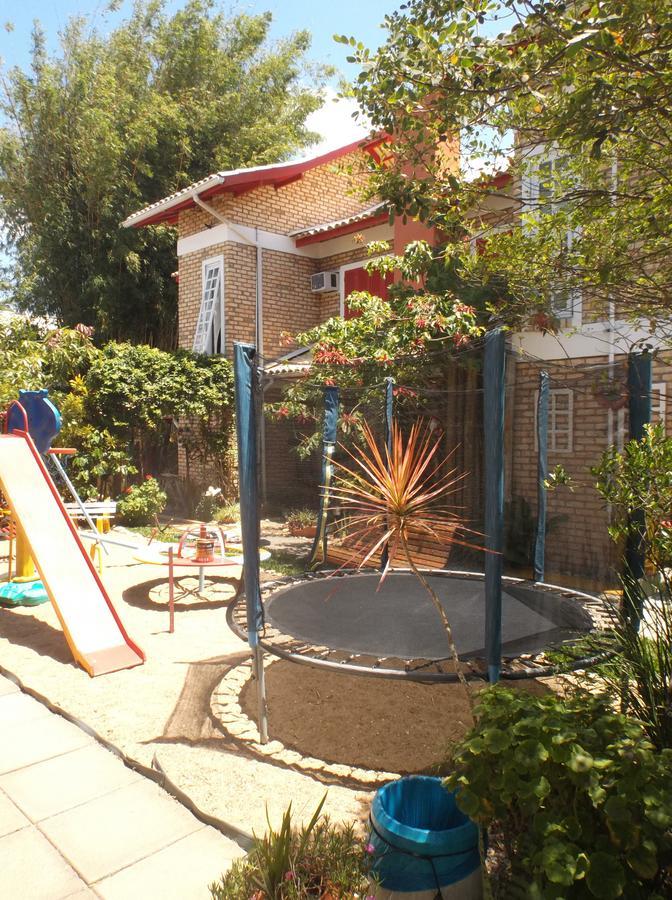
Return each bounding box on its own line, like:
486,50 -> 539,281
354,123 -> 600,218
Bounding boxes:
227,569 -> 612,682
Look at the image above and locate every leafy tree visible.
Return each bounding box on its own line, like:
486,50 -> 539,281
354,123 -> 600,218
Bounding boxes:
339,0 -> 672,335
592,424 -> 672,750
0,315 -> 44,407
269,241 -> 484,454
0,0 -> 328,345
83,341 -> 234,478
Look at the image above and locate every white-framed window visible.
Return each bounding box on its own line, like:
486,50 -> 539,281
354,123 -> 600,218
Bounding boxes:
535,387 -> 574,453
523,145 -> 581,325
616,406 -> 627,452
652,381 -> 667,424
193,255 -> 224,355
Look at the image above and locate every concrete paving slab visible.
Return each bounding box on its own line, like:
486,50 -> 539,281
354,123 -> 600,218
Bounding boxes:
94,826 -> 245,900
0,743 -> 143,821
40,779 -> 204,883
0,690 -> 52,726
0,711 -> 92,775
0,675 -> 19,696
0,789 -> 30,837
0,825 -> 88,899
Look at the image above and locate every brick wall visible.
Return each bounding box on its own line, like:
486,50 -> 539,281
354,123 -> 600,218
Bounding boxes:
262,392 -> 322,512
174,151 -> 379,489
508,353 -> 672,583
178,152 -> 374,239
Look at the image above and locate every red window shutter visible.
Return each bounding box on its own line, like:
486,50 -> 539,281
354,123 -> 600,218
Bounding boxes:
343,267 -> 393,319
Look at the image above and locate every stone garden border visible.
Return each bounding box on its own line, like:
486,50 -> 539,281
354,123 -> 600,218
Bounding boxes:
211,658 -> 399,787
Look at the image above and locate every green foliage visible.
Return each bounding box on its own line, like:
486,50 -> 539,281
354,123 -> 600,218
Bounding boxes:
83,342 -> 234,482
195,486 -> 223,522
213,501 -> 240,524
0,0 -> 329,344
85,343 -> 232,433
446,688 -> 672,898
284,508 -> 316,530
340,0 -> 672,331
209,797 -> 373,899
43,327 -> 98,393
117,476 -> 167,526
269,241 -> 484,453
592,423 -> 672,567
0,316 -> 44,407
0,319 -> 235,500
591,424 -> 672,749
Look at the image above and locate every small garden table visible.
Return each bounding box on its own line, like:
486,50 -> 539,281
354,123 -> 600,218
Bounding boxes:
134,545 -> 270,632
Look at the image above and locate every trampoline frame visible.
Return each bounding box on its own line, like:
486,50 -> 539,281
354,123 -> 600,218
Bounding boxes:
231,342 -> 648,739
227,568 -> 615,683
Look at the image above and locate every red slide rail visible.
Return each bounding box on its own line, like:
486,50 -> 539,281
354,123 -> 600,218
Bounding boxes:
3,411 -> 145,666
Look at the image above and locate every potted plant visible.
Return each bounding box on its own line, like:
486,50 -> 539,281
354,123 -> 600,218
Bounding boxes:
285,508 -> 317,538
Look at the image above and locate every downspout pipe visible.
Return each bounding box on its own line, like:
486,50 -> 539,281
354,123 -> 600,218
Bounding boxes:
192,192 -> 266,502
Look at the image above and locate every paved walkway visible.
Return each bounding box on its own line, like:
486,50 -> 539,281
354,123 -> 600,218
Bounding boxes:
0,674 -> 245,899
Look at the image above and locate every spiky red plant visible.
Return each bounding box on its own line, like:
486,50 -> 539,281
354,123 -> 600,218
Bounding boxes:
329,418 -> 480,699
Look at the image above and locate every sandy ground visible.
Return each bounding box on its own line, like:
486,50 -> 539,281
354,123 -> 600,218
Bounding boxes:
0,528 -> 554,841
241,662 -> 481,774
240,662 -> 551,776
0,534 -> 370,837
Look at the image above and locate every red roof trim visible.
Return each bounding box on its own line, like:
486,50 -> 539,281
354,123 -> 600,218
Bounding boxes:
295,212 -> 390,247
128,135 -> 387,228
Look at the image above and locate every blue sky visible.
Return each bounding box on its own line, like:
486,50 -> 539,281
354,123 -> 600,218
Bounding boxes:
0,0 -> 394,80
0,1 -> 401,155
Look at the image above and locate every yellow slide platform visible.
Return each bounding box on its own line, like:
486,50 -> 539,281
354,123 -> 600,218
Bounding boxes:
0,432 -> 144,676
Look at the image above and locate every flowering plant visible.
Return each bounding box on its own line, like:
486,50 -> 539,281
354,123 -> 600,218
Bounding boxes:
266,240 -> 486,458
116,476 -> 167,526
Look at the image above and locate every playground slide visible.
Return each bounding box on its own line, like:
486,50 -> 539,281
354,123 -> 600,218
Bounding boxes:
0,432 -> 144,676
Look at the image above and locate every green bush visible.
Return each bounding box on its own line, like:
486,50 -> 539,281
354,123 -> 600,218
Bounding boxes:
117,477 -> 167,526
445,688 -> 672,899
195,487 -> 223,522
285,508 -> 316,531
592,423 -> 672,749
214,501 -> 240,524
209,798 -> 373,899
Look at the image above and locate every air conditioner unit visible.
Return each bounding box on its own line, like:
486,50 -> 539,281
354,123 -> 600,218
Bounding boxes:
310,271 -> 339,293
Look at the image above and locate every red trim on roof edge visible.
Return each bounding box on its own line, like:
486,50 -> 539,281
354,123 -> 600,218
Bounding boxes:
294,212 -> 390,247
129,134 -> 389,228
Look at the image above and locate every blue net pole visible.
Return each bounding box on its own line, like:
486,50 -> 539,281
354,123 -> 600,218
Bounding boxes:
624,351 -> 652,627
233,342 -> 268,742
483,328 -> 506,683
233,343 -> 263,642
380,377 -> 395,572
533,371 -> 549,583
308,385 -> 340,568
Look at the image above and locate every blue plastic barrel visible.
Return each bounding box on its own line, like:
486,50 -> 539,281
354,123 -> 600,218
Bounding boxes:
369,776 -> 481,898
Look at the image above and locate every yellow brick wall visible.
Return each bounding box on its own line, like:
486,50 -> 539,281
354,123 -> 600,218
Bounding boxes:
178,152 -> 373,239
178,241 -> 374,359
509,354 -> 672,582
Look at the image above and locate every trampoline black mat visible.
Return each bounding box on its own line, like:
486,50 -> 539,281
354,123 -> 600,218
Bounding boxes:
265,572 -> 593,660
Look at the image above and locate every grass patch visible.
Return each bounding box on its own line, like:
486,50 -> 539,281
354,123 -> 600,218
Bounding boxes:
125,524 -> 183,544
261,549 -> 307,577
